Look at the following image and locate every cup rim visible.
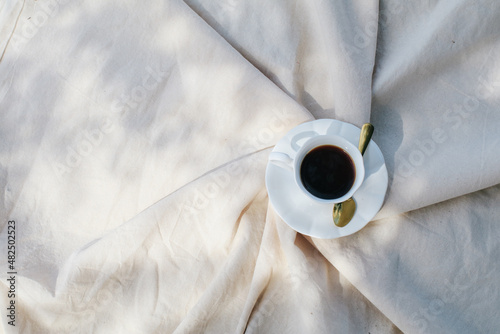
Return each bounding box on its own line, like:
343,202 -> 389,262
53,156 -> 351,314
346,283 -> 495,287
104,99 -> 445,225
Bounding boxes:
293,135 -> 365,204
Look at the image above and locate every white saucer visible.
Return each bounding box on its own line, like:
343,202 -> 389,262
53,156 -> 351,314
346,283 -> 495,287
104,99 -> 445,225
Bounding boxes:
265,119 -> 388,239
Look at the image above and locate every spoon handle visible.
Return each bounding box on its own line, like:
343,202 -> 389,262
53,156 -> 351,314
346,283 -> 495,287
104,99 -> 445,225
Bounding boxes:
358,123 -> 374,155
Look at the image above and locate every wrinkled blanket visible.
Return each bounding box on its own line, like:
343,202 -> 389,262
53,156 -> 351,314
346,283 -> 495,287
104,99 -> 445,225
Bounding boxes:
1,0 -> 500,333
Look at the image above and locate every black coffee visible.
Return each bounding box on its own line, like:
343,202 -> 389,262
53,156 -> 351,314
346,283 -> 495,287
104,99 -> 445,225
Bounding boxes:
300,145 -> 355,199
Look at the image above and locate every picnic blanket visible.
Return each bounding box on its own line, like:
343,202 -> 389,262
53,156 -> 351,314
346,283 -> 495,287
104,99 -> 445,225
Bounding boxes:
1,0 -> 500,332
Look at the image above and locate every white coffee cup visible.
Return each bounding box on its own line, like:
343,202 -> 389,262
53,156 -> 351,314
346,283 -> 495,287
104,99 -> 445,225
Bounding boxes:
269,135 -> 365,204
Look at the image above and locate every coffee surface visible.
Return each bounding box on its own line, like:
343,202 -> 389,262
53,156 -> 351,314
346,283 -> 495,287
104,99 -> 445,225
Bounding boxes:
300,145 -> 355,199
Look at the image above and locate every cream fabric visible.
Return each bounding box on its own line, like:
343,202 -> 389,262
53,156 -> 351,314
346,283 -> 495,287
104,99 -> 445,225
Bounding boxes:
0,0 -> 499,333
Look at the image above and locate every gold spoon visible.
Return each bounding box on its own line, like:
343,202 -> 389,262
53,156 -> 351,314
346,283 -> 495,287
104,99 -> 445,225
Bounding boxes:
333,123 -> 374,227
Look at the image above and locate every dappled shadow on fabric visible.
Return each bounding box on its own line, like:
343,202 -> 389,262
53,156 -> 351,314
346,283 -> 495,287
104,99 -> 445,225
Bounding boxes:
0,0 -> 310,299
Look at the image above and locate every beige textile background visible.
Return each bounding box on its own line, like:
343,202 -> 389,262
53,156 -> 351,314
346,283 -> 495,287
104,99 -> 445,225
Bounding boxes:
0,0 -> 499,333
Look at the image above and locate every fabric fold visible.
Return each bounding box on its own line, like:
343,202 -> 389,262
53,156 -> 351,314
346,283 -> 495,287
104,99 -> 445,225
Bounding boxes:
0,0 -> 310,295
182,0 -> 500,219
311,183 -> 500,333
371,0 -> 500,217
